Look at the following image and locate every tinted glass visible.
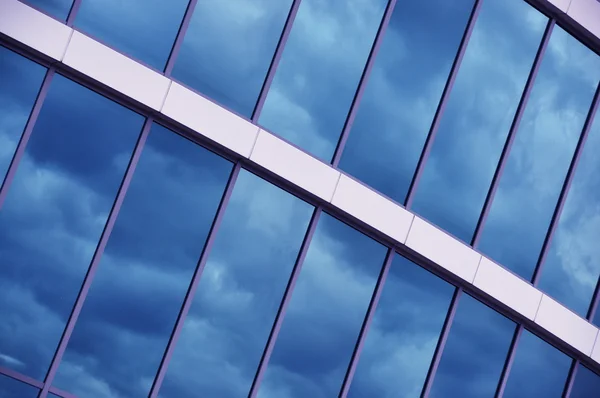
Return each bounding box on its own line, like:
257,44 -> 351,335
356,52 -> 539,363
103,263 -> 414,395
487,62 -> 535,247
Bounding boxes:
257,213 -> 387,398
429,294 -> 515,398
538,91 -> 600,318
159,170 -> 313,398
172,0 -> 293,117
0,75 -> 143,380
570,365 -> 600,398
478,27 -> 600,280
52,124 -> 232,397
23,0 -> 73,21
0,374 -> 38,398
258,0 -> 388,161
347,255 -> 454,397
338,0 -> 474,203
0,47 -> 46,183
411,0 -> 546,243
74,0 -> 189,70
503,330 -> 570,398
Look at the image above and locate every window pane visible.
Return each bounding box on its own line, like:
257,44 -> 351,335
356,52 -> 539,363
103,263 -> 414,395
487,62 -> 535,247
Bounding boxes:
0,47 -> 46,183
411,0 -> 546,243
503,330 -> 570,398
0,374 -> 38,398
347,255 -> 454,397
172,0 -> 293,118
570,365 -> 600,398
538,91 -> 600,319
74,0 -> 189,70
23,0 -> 73,21
257,213 -> 387,398
0,75 -> 143,379
478,28 -> 600,280
52,124 -> 233,397
159,170 -> 314,398
338,0 -> 474,203
258,0 -> 388,161
429,294 -> 515,398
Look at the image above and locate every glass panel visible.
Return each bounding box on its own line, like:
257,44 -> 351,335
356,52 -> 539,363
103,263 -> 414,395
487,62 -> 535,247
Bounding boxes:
338,0 -> 474,203
258,0 -> 388,161
570,365 -> 600,398
257,213 -> 387,398
0,75 -> 143,379
159,170 -> 313,398
0,374 -> 39,398
0,47 -> 46,183
74,0 -> 189,70
429,294 -> 515,398
538,91 -> 600,318
347,255 -> 454,397
53,124 -> 233,397
478,27 -> 600,280
411,0 -> 547,243
503,330 -> 571,398
172,0 -> 294,118
23,0 -> 73,21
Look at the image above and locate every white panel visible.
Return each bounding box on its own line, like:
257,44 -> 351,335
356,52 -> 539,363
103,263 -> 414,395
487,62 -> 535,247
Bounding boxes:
474,257 -> 542,320
548,0 -> 572,12
0,0 -> 72,60
535,295 -> 598,355
331,174 -> 413,244
405,217 -> 481,283
250,130 -> 340,202
161,82 -> 259,158
63,31 -> 170,110
592,332 -> 600,363
568,0 -> 600,39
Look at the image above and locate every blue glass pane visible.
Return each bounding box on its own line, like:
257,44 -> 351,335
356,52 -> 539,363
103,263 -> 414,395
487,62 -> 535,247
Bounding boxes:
538,88 -> 600,319
258,0 -> 388,161
338,0 -> 474,203
429,294 -> 515,398
570,365 -> 600,398
159,170 -> 313,398
478,27 -> 600,280
0,75 -> 143,379
503,330 -> 570,398
0,374 -> 38,398
172,0 -> 293,118
411,0 -> 547,243
53,124 -> 232,397
74,0 -> 189,70
23,0 -> 72,21
0,47 -> 46,183
347,255 -> 454,397
257,213 -> 387,398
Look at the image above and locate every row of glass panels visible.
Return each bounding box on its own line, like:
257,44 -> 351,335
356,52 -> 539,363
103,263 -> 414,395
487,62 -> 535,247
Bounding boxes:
0,43 -> 599,397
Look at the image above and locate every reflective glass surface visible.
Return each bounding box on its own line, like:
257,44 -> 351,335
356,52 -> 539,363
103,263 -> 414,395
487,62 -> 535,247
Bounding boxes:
570,365 -> 600,398
347,255 -> 454,398
411,0 -> 547,243
159,170 -> 313,398
338,0 -> 474,203
478,27 -> 600,280
429,294 -> 515,398
0,47 -> 46,184
258,0 -> 388,161
24,0 -> 73,21
503,330 -> 570,398
257,213 -> 387,397
538,91 -> 600,318
74,0 -> 189,70
53,124 -> 233,397
0,75 -> 143,379
172,0 -> 293,117
0,374 -> 38,398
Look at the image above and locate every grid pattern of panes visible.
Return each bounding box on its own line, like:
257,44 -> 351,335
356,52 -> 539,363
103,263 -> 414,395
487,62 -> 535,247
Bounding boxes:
1,0 -> 600,397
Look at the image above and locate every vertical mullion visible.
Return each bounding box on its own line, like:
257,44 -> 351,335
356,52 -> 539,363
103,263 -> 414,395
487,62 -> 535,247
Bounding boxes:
148,163 -> 241,398
586,277 -> 600,321
330,0 -> 397,167
251,0 -> 303,123
404,0 -> 482,209
493,326 -> 522,397
338,248 -> 394,398
65,0 -> 82,26
248,208 -> 322,397
562,359 -> 579,398
37,118 -> 153,398
0,68 -> 54,211
419,288 -> 462,398
163,0 -> 198,76
471,18 -> 555,248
